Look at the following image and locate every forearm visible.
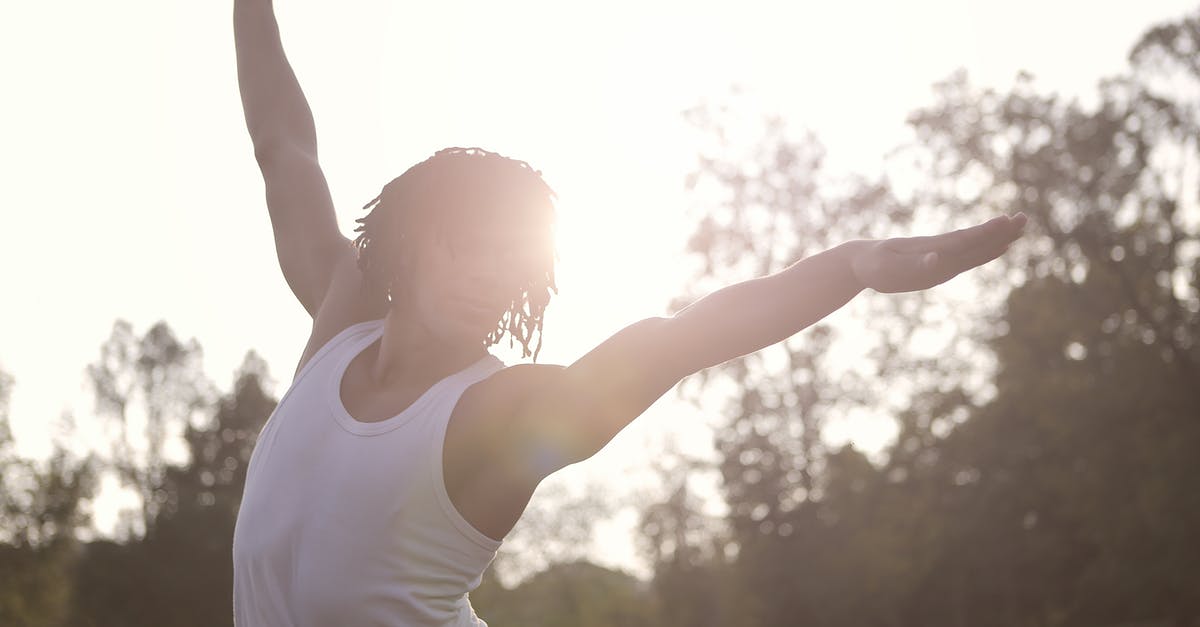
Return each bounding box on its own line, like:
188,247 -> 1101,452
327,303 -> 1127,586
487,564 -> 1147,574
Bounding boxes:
669,241 -> 868,370
234,0 -> 317,156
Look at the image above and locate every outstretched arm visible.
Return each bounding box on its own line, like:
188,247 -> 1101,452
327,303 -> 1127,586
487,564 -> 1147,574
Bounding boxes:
507,213 -> 1027,471
235,0 -> 347,316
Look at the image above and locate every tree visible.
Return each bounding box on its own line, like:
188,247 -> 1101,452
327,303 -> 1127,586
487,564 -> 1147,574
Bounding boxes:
637,453 -> 737,627
674,93 -> 920,627
486,478 -> 615,586
667,9 -> 1200,627
0,367 -> 96,627
134,352 -> 275,626
885,11 -> 1200,624
85,320 -> 214,538
70,323 -> 276,627
473,561 -> 659,627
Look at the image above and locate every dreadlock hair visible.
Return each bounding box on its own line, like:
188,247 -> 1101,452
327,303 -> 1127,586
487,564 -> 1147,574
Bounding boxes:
352,147 -> 558,361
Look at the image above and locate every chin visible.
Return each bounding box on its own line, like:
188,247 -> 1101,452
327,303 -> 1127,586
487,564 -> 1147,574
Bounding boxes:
439,315 -> 497,348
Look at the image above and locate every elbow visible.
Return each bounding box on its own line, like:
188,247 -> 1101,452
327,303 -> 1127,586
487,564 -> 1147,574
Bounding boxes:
249,135 -> 287,166
250,136 -> 316,172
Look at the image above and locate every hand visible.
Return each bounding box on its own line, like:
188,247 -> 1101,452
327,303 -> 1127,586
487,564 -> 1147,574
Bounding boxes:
850,213 -> 1028,293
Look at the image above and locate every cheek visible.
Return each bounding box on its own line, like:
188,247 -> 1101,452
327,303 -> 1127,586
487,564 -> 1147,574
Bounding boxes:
416,281 -> 458,319
405,249 -> 514,329
398,268 -> 448,320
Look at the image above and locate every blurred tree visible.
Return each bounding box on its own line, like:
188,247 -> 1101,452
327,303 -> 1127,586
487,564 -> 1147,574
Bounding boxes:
69,323 -> 275,627
0,367 -> 96,627
473,561 -> 659,627
885,11 -> 1200,625
488,478 -> 615,586
474,478 -> 650,625
668,9 -> 1200,627
85,320 -> 215,538
674,89 -> 923,627
140,352 -> 275,626
637,454 -> 738,627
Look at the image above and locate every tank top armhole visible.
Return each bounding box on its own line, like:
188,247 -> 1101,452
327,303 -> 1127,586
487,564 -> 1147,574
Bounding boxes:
430,370 -> 505,554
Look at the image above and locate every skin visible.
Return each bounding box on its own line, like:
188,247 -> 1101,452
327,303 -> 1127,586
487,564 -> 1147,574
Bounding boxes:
235,0 -> 1027,542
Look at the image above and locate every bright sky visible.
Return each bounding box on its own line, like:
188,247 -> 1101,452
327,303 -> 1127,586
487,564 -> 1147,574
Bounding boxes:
2,0 -> 1194,576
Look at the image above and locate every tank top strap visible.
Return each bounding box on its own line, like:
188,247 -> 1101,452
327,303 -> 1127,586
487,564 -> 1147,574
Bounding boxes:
292,319 -> 385,387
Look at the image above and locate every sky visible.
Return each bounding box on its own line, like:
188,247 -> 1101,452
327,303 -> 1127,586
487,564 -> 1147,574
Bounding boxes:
2,0 -> 1196,576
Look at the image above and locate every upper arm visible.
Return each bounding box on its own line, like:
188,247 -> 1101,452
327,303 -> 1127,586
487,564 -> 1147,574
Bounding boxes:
234,1 -> 346,317
256,142 -> 350,317
503,317 -> 700,474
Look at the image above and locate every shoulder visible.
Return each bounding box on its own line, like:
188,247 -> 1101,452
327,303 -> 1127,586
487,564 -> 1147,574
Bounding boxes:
442,362 -> 574,540
293,248 -> 389,378
450,358 -> 609,481
479,362 -> 566,396
448,363 -> 574,479
454,363 -> 566,435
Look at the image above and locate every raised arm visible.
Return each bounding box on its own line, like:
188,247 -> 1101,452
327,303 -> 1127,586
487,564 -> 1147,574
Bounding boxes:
235,0 -> 347,316
502,213 -> 1028,474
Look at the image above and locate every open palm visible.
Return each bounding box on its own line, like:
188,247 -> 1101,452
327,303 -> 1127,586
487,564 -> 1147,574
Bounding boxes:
851,213 -> 1028,294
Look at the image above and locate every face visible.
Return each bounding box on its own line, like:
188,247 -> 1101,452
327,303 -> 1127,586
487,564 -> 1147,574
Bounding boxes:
400,221 -> 549,348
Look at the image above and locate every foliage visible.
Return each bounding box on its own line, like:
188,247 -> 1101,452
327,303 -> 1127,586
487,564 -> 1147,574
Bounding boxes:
69,327 -> 275,627
0,367 -> 95,627
0,322 -> 273,626
85,320 -> 215,538
490,478 -> 615,586
644,8 -> 1200,627
473,561 -> 659,627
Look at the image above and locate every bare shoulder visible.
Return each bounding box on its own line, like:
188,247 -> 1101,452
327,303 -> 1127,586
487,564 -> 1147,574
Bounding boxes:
444,362 -> 571,540
292,245 -> 388,379
475,362 -> 568,399
446,363 -> 569,479
451,363 -> 567,443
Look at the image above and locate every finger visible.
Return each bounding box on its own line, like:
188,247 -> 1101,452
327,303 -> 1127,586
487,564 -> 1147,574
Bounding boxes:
889,215 -> 1022,256
961,214 -> 1025,266
935,216 -> 1018,256
940,236 -> 1013,277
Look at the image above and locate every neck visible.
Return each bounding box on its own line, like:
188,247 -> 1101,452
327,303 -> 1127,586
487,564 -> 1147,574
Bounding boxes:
368,309 -> 487,389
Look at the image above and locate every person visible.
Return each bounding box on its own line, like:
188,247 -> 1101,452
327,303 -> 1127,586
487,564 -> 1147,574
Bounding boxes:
229,1 -> 1028,625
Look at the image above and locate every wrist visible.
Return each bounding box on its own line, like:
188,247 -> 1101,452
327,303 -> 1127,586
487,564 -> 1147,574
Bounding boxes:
840,239 -> 875,293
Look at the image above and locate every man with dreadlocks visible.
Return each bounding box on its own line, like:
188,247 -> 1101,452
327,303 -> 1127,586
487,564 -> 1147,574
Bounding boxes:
230,1 -> 1027,626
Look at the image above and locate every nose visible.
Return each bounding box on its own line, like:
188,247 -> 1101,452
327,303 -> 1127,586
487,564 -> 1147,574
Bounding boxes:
461,257 -> 513,304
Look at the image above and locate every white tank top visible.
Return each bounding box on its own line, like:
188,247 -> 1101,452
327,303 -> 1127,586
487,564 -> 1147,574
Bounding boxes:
233,320 -> 506,627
